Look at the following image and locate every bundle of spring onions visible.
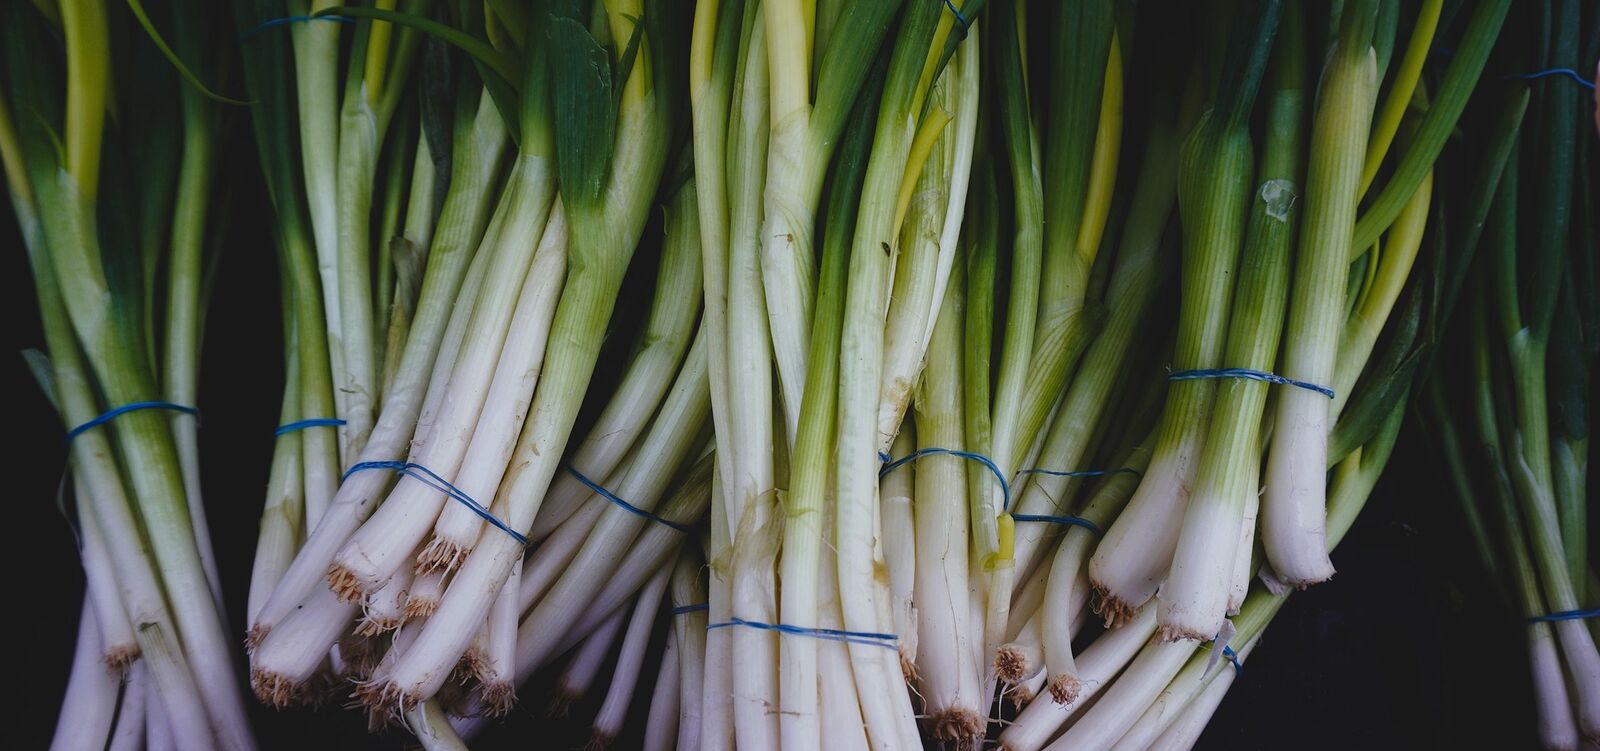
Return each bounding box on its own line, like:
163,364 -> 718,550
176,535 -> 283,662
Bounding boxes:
4,1 -> 257,749
1416,4 -> 1599,747
16,0 -> 1600,748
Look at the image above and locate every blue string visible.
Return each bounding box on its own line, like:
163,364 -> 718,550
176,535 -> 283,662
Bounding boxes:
342,461 -> 527,546
880,449 -> 1134,523
1222,645 -> 1242,674
671,603 -> 709,616
565,465 -> 691,533
881,447 -> 1011,510
240,14 -> 355,41
66,401 -> 199,443
943,0 -> 970,39
274,417 -> 346,436
1168,368 -> 1335,399
708,617 -> 898,650
1526,608 -> 1599,624
1009,514 -> 1102,535
1502,68 -> 1595,90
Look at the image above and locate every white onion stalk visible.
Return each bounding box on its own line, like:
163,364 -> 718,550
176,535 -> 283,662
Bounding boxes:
14,158 -> 231,743
1262,3 -> 1379,586
1227,478 -> 1262,615
249,93 -> 509,640
50,601 -> 118,751
1139,637 -> 1260,751
770,26 -> 882,748
643,637 -> 681,751
670,551 -> 708,751
108,662 -> 148,751
327,7 -> 429,462
758,0 -> 908,435
1042,440 -> 1154,703
880,425 -> 917,665
561,464 -> 713,641
1091,8 -> 1278,624
913,262 -> 983,741
1047,637 -> 1195,750
147,682 -> 175,751
381,130 -> 443,394
1161,18 -> 1302,639
405,568 -> 447,619
16,29 -> 252,747
1111,633 -> 1255,751
356,557 -> 414,636
288,0 -> 347,437
997,614 -> 1042,686
477,557 -> 520,717
719,15 -> 781,747
998,605 -> 1161,751
551,606 -> 629,718
874,31 -> 979,451
330,153 -> 558,595
527,183 -> 704,541
591,567 -> 671,748
252,584 -> 355,704
1006,101 -> 1179,583
378,5 -> 673,709
511,336 -> 710,676
417,204 -> 573,569
77,486 -> 137,671
818,506 -> 872,751
833,4 -> 954,747
251,351 -> 306,625
701,476 -> 735,751
518,496 -> 608,612
403,700 -> 468,751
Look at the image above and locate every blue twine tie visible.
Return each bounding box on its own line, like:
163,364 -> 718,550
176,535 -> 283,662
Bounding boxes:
565,465 -> 691,533
66,401 -> 199,443
708,617 -> 898,650
881,447 -> 1011,509
880,448 -> 1127,531
274,417 -> 346,436
1526,608 -> 1599,624
342,461 -> 527,546
943,0 -> 970,39
1168,368 -> 1335,398
1502,68 -> 1595,90
240,14 -> 355,41
671,603 -> 709,616
1008,514 -> 1102,535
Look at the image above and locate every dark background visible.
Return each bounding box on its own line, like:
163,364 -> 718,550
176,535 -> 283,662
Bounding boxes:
5,193 -> 1539,749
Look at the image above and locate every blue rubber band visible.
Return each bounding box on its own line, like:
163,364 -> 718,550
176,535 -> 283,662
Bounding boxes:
565,465 -> 691,533
880,449 -> 1136,520
708,617 -> 898,650
274,417 -> 346,436
943,0 -> 970,39
1168,368 -> 1335,399
1526,608 -> 1599,624
671,603 -> 709,616
1222,645 -> 1242,674
66,401 -> 199,443
881,447 -> 1012,510
1502,68 -> 1595,90
342,461 -> 527,546
240,14 -> 355,41
1009,514 -> 1102,535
